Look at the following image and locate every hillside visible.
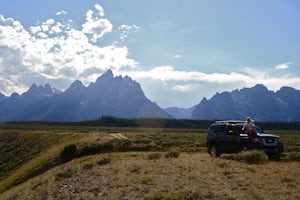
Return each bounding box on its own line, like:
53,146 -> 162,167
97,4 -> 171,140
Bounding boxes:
1,124 -> 300,199
3,152 -> 300,200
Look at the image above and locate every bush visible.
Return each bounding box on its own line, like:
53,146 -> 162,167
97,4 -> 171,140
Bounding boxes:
60,144 -> 77,162
83,163 -> 94,170
112,139 -> 132,151
164,150 -> 180,158
284,152 -> 300,162
97,156 -> 112,165
224,150 -> 267,164
55,168 -> 77,181
147,152 -> 162,160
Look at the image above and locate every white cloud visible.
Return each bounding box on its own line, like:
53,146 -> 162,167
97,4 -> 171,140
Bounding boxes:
82,5 -> 112,42
275,62 -> 292,69
118,24 -> 140,40
121,65 -> 250,83
94,4 -> 105,17
173,84 -> 191,92
0,4 -> 137,95
56,10 -> 67,16
119,65 -> 300,92
82,18 -> 112,42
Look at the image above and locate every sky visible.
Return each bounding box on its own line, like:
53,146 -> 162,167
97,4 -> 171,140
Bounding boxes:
1,0 -> 300,108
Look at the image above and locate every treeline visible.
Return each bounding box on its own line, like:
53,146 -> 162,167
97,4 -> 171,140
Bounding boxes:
3,116 -> 212,129
3,116 -> 300,130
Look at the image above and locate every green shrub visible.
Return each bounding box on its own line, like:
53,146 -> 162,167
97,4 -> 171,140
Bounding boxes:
147,152 -> 162,160
224,150 -> 267,164
78,142 -> 115,157
55,168 -> 77,181
83,163 -> 94,170
97,156 -> 112,165
112,139 -> 132,151
164,150 -> 180,158
284,152 -> 300,162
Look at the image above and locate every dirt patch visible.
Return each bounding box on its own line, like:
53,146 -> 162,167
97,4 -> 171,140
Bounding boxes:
110,133 -> 129,140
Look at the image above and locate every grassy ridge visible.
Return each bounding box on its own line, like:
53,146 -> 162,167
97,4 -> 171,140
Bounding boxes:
0,131 -> 61,181
0,123 -> 299,194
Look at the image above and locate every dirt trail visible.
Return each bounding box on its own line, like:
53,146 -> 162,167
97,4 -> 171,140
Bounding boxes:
110,133 -> 129,140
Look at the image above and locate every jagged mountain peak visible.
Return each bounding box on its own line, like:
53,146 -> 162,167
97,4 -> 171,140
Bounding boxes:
66,80 -> 85,93
96,69 -> 114,83
90,70 -> 142,92
23,83 -> 56,98
10,92 -> 20,99
277,86 -> 298,94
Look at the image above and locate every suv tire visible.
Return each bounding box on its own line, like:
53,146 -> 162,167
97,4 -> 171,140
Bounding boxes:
238,145 -> 248,153
209,144 -> 219,157
267,153 -> 281,161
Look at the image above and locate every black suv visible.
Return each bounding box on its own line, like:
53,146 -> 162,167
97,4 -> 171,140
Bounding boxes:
206,120 -> 284,160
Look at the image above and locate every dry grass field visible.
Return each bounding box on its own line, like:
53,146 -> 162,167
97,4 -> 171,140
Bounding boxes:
2,152 -> 300,200
1,124 -> 300,199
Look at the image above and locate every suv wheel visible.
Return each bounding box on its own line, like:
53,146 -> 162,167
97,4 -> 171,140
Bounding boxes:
209,144 -> 219,157
267,153 -> 281,161
238,145 -> 248,153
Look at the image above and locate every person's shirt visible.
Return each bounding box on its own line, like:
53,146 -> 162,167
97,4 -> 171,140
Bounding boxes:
244,122 -> 256,135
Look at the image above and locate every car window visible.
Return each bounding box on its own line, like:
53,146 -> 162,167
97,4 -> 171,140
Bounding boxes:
235,125 -> 244,134
209,125 -> 218,133
255,126 -> 265,134
227,125 -> 236,134
219,125 -> 227,133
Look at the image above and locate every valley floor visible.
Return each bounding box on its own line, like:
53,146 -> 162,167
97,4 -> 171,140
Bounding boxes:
2,152 -> 300,200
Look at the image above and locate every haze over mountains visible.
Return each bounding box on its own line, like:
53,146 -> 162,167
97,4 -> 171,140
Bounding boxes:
1,70 -> 300,122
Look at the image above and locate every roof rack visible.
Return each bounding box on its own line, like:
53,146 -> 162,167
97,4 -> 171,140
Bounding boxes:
215,120 -> 245,124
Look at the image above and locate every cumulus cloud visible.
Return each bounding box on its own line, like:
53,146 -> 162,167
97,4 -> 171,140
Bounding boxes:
119,65 -> 300,92
94,4 -> 105,17
0,4 -> 137,95
82,4 -> 112,42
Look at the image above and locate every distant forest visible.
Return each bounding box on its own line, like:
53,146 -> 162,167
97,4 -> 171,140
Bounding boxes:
3,116 -> 300,130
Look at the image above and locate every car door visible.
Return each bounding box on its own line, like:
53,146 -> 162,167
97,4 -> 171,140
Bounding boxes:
217,125 -> 239,153
216,124 -> 227,152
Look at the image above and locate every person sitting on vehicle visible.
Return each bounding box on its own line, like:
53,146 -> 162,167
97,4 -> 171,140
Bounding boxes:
243,117 -> 257,136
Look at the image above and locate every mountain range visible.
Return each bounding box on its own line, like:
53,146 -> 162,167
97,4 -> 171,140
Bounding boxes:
191,84 -> 300,122
0,70 -> 170,121
1,70 -> 300,122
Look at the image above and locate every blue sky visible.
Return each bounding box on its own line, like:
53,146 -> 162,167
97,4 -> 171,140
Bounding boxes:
1,0 -> 300,108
